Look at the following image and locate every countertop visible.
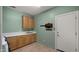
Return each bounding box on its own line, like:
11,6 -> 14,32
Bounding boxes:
3,31 -> 36,37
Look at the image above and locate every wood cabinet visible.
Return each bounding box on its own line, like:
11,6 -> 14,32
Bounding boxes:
7,34 -> 37,51
22,16 -> 35,30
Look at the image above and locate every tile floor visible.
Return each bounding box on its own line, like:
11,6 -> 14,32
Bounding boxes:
12,42 -> 57,52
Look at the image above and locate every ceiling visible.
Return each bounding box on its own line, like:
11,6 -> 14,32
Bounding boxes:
9,6 -> 55,15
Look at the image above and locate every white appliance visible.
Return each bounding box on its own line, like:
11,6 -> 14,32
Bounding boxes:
55,11 -> 79,52
2,36 -> 8,52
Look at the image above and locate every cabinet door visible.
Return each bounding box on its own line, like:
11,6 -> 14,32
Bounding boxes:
16,36 -> 24,48
20,34 -> 37,45
32,34 -> 37,42
17,35 -> 33,47
22,16 -> 30,29
7,37 -> 18,51
19,35 -> 30,46
28,34 -> 37,43
29,17 -> 35,28
24,35 -> 31,44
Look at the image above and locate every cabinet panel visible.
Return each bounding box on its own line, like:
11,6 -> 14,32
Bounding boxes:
7,37 -> 18,51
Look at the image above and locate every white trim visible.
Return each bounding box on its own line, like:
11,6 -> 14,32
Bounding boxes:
75,11 -> 79,52
0,6 -> 3,52
55,16 -> 57,49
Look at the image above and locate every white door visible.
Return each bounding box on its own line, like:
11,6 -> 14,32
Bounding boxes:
55,12 -> 77,52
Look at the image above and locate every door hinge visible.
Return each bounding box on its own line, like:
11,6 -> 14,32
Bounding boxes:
75,48 -> 77,52
75,32 -> 77,36
75,16 -> 77,19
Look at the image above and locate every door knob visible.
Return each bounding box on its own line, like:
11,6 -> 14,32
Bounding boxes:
57,32 -> 59,33
57,32 -> 59,36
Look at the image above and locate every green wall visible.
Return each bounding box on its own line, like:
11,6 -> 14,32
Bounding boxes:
34,6 -> 79,48
3,7 -> 32,33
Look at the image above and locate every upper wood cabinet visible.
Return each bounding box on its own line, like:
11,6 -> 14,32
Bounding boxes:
22,16 -> 35,30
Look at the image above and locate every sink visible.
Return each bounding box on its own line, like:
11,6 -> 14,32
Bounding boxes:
26,31 -> 33,33
26,31 -> 36,34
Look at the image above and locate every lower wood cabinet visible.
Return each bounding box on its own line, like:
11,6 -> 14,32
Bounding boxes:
7,34 -> 37,51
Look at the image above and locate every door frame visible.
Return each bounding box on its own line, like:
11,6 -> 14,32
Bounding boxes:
0,6 -> 2,52
55,11 -> 79,52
